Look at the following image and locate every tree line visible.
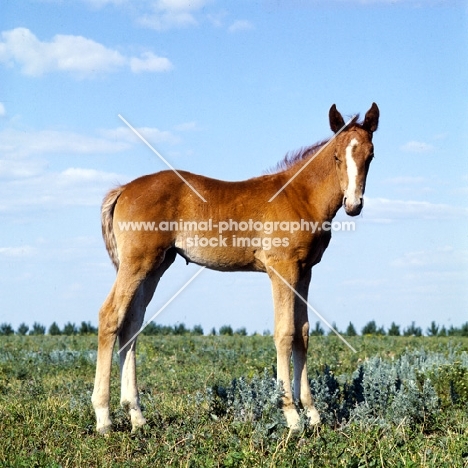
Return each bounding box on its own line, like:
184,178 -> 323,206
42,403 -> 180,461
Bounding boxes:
0,320 -> 467,337
312,320 -> 468,337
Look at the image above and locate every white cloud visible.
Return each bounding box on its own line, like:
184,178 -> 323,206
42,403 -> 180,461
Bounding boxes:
157,0 -> 208,9
83,0 -> 128,7
287,0 -> 461,4
363,196 -> 468,222
0,246 -> 36,257
385,176 -> 426,185
137,11 -> 197,30
100,126 -> 179,145
391,246 -> 468,269
58,167 -> 119,184
77,1 -> 247,32
400,140 -> 434,153
0,124 -> 179,163
0,128 -> 131,160
130,51 -> 173,72
383,176 -> 434,196
173,121 -> 200,132
0,166 -> 126,213
0,102 -> 5,117
228,20 -> 254,33
0,158 -> 46,179
136,0 -> 211,30
0,28 -> 172,78
342,278 -> 387,287
0,123 -> 180,211
207,11 -> 228,28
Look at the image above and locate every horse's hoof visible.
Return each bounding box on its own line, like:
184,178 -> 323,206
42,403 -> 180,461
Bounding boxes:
96,423 -> 112,435
284,408 -> 301,431
305,407 -> 321,426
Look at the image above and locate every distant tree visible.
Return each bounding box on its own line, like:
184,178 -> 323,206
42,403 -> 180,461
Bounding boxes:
142,322 -> 159,335
173,323 -> 188,335
310,322 -> 325,336
447,325 -> 458,336
438,325 -> 447,337
345,322 -> 357,336
361,320 -> 385,336
191,325 -> 204,336
219,325 -> 233,336
426,321 -> 439,337
62,322 -> 78,336
79,321 -> 97,335
142,323 -> 172,335
234,327 -> 247,336
29,322 -> 46,336
361,320 -> 377,335
327,322 -> 340,336
17,323 -> 29,336
262,329 -> 271,336
387,322 -> 401,336
460,322 -> 468,337
48,322 -> 62,336
0,323 -> 14,336
403,322 -> 422,337
210,327 -> 217,336
445,323 -> 468,337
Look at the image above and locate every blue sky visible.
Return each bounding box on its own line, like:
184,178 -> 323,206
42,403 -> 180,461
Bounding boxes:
0,0 -> 467,335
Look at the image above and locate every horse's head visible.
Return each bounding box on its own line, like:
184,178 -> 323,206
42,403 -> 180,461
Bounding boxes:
329,103 -> 379,216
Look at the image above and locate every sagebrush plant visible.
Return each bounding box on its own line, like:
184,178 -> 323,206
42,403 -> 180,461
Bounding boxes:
198,368 -> 286,436
199,346 -> 468,431
346,357 -> 440,428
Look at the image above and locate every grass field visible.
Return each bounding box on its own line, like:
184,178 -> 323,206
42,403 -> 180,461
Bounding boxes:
0,335 -> 467,467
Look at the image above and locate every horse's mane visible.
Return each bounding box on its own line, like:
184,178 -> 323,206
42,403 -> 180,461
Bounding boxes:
268,114 -> 361,174
270,139 -> 330,173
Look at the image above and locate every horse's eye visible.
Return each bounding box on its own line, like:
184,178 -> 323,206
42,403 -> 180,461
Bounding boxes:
334,154 -> 341,163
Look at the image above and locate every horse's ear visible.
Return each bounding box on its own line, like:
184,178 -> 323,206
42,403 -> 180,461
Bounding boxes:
329,104 -> 346,133
362,102 -> 379,133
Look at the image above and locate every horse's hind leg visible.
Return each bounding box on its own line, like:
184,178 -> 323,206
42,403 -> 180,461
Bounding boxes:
92,272 -> 139,434
92,251 -> 170,434
118,249 -> 176,431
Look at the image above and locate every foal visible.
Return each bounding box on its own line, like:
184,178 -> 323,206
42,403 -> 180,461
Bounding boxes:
92,103 -> 379,433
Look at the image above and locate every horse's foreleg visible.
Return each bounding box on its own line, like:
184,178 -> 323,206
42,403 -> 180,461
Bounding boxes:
292,271 -> 320,425
269,263 -> 301,430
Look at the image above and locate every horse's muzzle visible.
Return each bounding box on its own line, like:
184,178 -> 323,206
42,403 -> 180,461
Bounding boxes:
343,197 -> 363,217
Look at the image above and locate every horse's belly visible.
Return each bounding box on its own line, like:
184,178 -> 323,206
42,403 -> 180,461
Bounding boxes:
174,234 -> 264,272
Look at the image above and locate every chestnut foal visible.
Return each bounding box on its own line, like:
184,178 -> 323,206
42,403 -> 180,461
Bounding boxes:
92,103 -> 379,433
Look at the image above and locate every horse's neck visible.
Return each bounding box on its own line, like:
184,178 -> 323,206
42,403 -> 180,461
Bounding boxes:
283,142 -> 343,222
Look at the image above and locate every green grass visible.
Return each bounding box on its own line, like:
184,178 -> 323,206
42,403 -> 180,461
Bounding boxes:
1,335 -> 467,467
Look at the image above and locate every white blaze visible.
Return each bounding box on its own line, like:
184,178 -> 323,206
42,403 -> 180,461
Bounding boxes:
345,138 -> 359,202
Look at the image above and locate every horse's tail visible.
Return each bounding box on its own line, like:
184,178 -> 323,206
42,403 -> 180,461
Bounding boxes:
101,186 -> 124,271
